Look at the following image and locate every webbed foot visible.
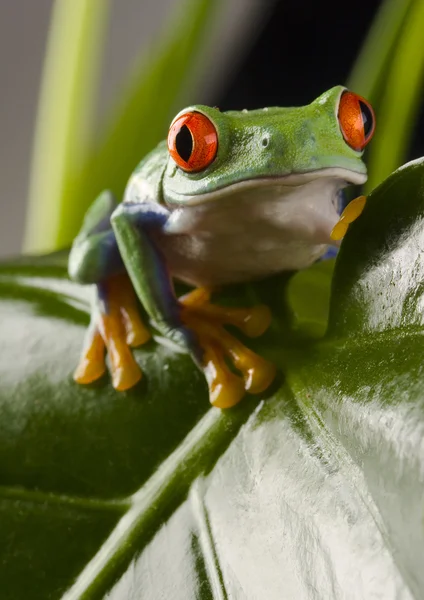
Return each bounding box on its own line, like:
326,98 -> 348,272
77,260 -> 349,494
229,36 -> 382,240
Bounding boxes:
331,195 -> 367,241
74,274 -> 151,390
180,288 -> 276,408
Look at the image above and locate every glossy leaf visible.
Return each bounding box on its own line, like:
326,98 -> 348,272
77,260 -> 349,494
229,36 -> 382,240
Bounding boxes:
2,159 -> 424,598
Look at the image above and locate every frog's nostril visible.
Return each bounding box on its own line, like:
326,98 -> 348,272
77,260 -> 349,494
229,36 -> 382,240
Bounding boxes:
262,137 -> 269,148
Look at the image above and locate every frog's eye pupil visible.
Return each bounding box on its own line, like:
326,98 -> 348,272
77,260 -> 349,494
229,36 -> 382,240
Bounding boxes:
175,124 -> 193,162
168,111 -> 218,172
359,100 -> 373,137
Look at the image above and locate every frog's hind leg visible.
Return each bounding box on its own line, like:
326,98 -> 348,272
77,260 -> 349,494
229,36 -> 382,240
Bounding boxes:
69,191 -> 151,390
180,288 -> 276,408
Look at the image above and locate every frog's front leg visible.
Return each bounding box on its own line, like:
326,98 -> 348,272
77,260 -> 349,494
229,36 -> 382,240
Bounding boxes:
111,202 -> 276,408
68,191 -> 151,390
76,273 -> 152,390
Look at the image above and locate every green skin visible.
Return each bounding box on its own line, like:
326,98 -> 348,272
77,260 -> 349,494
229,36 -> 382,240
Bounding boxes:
68,85 -> 368,361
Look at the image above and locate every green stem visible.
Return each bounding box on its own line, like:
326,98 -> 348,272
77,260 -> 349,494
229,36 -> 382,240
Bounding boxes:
365,0 -> 424,191
23,0 -> 110,254
347,0 -> 414,102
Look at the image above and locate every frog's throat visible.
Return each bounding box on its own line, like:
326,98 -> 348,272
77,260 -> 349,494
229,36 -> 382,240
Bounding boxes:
164,167 -> 366,207
163,168 -> 354,249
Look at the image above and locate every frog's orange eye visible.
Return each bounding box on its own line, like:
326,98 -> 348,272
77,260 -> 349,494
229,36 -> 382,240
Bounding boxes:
168,111 -> 218,172
338,91 -> 375,152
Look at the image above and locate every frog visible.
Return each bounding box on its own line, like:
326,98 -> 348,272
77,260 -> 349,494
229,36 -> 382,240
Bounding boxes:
68,86 -> 375,408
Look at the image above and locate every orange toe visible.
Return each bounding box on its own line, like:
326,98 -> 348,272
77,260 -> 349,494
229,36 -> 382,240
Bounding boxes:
73,328 -> 106,385
203,343 -> 246,408
111,361 -> 143,391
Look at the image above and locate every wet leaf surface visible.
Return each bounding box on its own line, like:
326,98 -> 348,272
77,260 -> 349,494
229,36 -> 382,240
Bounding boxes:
1,158 -> 424,599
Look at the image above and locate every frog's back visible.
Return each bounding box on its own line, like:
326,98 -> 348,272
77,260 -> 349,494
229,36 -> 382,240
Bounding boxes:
123,140 -> 168,205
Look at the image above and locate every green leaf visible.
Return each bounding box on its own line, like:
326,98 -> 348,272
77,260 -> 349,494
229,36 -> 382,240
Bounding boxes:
2,158 -> 424,598
23,0 -> 110,254
347,0 -> 415,101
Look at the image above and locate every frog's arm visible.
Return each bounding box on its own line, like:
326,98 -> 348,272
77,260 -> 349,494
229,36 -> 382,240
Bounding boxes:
110,201 -> 201,360
68,191 -> 181,327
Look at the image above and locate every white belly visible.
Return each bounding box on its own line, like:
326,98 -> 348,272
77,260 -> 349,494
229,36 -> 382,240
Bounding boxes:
159,177 -> 343,287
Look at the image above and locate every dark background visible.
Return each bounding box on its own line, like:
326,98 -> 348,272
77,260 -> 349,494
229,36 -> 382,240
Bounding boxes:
219,0 -> 424,161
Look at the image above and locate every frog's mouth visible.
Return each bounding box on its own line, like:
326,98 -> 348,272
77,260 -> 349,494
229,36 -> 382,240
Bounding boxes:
164,167 -> 366,246
164,167 -> 366,206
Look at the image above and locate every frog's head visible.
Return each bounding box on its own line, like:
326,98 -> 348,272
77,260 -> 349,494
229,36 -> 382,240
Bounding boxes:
162,86 -> 375,208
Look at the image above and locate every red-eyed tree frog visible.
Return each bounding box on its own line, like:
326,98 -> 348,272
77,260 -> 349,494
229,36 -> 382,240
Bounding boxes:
68,86 -> 375,408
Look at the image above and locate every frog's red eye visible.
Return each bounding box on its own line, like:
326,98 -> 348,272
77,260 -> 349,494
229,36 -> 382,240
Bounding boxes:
168,111 -> 218,172
338,91 -> 375,151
